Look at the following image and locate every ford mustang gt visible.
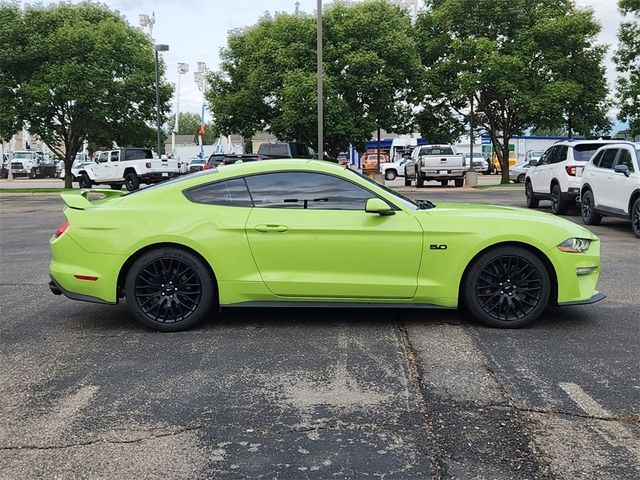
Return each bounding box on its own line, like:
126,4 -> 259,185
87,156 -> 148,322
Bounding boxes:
49,159 -> 604,331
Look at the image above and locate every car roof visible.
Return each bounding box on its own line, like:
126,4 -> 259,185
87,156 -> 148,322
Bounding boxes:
592,142 -> 640,151
554,139 -> 637,147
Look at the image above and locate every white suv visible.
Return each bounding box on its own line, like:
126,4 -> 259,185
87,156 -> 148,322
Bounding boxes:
525,140 -> 623,215
580,142 -> 640,238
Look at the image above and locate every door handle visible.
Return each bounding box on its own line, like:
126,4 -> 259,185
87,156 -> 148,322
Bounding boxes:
255,224 -> 288,233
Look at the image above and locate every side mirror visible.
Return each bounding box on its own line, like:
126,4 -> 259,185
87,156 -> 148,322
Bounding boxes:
614,164 -> 630,177
365,198 -> 395,216
528,159 -> 538,167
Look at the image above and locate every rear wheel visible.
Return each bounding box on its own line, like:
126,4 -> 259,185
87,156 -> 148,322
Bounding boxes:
632,197 -> 640,239
125,248 -> 215,331
440,180 -> 448,186
525,181 -> 539,208
385,170 -> 397,181
581,190 -> 602,225
517,173 -> 526,183
404,178 -> 411,186
416,175 -> 424,188
124,172 -> 140,191
79,173 -> 92,189
550,183 -> 569,215
454,178 -> 464,188
462,246 -> 550,328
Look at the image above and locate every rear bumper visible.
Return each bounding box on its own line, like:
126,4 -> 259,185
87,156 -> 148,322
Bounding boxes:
48,275 -> 116,305
141,172 -> 179,182
419,169 -> 466,178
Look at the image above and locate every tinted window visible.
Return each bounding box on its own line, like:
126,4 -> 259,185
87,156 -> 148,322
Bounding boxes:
538,147 -> 555,165
269,144 -> 289,157
616,149 -> 635,172
590,150 -> 604,167
246,172 -> 375,210
124,149 -> 153,161
556,146 -> 568,163
291,143 -> 310,157
419,147 -> 454,155
573,143 -> 608,162
184,178 -> 253,207
598,149 -> 618,169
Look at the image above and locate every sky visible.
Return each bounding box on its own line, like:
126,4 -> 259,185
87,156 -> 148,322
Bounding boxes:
34,0 -> 629,132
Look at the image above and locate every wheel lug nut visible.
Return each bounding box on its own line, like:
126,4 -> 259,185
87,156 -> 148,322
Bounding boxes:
161,284 -> 164,287
161,292 -> 165,296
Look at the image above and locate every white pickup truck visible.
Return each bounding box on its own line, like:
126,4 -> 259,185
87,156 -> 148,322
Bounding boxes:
75,148 -> 180,190
404,144 -> 467,187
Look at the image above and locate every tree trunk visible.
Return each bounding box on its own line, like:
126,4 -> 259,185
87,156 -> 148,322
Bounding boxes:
376,127 -> 381,173
64,153 -> 74,189
501,142 -> 510,184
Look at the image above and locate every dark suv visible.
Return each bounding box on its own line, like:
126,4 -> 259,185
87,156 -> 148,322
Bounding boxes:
205,154 -> 261,169
257,142 -> 315,159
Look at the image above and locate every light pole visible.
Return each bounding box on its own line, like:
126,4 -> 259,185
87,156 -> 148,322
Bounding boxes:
138,12 -> 155,40
154,44 -> 169,157
172,62 -> 189,155
317,0 -> 323,160
194,62 -> 208,159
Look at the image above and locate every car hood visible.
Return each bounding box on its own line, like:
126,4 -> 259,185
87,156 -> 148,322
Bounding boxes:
417,202 -> 597,240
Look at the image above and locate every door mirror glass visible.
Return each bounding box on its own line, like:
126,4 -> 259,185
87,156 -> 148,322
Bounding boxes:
614,164 -> 630,177
528,159 -> 538,167
365,198 -> 394,216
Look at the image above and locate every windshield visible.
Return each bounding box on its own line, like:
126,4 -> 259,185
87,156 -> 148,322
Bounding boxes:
346,168 -> 430,210
531,151 -> 543,157
125,169 -> 217,196
13,152 -> 34,159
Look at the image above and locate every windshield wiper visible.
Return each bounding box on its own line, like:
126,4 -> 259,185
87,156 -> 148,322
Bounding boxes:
415,199 -> 435,210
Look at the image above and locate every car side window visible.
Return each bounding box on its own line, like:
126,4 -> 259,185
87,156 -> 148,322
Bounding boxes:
598,149 -> 618,169
615,149 -> 635,172
538,147 -> 555,165
590,150 -> 604,167
556,146 -> 568,163
98,152 -> 108,163
246,172 -> 376,210
184,178 -> 253,207
110,151 -> 119,162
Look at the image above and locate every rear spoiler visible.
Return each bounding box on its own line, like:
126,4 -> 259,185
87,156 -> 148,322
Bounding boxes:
60,189 -> 126,210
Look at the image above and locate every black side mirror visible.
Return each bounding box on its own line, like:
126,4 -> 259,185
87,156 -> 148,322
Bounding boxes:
614,164 -> 631,177
528,159 -> 538,167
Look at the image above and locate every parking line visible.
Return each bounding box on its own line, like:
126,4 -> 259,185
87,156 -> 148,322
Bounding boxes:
559,382 -> 610,418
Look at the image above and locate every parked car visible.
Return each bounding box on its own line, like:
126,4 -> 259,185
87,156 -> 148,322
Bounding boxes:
219,154 -> 261,165
464,152 -> 486,172
5,151 -> 56,179
579,142 -> 640,238
380,157 -> 409,181
188,158 -> 206,173
525,140 -> 624,215
361,152 -> 390,172
525,150 -> 544,164
257,142 -> 315,160
205,153 -> 226,169
59,153 -> 92,180
74,147 -> 180,191
491,151 -> 518,174
404,144 -> 466,187
509,162 -> 532,183
49,159 -> 603,332
336,152 -> 349,166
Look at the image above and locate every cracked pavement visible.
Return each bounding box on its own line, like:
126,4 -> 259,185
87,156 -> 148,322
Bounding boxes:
0,188 -> 638,479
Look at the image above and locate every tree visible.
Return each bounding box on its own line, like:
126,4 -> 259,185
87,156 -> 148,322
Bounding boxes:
416,0 -> 610,183
615,0 -> 640,137
0,2 -> 173,188
166,112 -> 216,144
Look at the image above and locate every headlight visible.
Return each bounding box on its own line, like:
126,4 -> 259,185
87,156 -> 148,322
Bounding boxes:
557,238 -> 591,253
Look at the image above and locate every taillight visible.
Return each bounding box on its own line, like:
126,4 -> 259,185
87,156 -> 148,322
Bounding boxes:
54,220 -> 69,238
205,163 -> 210,170
565,165 -> 577,176
145,162 -> 151,168
256,156 -> 263,161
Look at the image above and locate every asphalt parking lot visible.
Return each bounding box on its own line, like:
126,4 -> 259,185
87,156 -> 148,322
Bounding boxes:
1,185 -> 639,479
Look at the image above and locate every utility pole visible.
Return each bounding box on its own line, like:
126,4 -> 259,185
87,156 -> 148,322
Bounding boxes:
172,63 -> 189,155
154,44 -> 169,157
317,0 -> 323,160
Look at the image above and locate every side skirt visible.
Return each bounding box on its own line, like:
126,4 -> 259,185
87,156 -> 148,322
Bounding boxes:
223,301 -> 454,310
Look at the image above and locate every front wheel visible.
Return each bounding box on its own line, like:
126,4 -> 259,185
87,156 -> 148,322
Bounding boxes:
454,178 -> 464,188
440,180 -> 448,186
632,197 -> 640,239
517,174 -> 526,184
416,176 -> 424,188
462,246 -> 550,328
124,248 -> 215,331
581,190 -> 601,225
404,178 -> 411,186
525,181 -> 539,208
385,170 -> 397,181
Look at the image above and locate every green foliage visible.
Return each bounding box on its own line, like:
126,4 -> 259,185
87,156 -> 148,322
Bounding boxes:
166,112 -> 216,144
0,1 -> 173,187
417,0 -> 610,183
206,1 -> 422,157
615,0 -> 640,136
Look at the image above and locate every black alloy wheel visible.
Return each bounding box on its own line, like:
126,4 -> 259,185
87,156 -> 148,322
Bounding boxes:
525,181 -> 539,208
124,172 -> 140,191
79,173 -> 92,189
550,184 -> 569,215
581,190 -> 602,225
463,247 -> 550,328
125,248 -> 215,331
632,198 -> 640,239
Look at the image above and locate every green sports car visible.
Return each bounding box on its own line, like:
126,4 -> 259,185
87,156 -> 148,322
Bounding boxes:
49,159 -> 604,331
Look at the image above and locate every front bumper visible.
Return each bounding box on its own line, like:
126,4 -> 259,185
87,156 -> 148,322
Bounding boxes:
549,239 -> 602,305
557,291 -> 606,306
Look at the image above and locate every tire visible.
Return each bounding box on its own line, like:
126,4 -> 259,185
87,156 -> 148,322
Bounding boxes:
550,183 -> 569,215
580,190 -> 602,225
462,246 -> 550,328
517,174 -> 526,184
454,178 -> 464,188
29,169 -> 36,179
404,178 -> 411,187
124,247 -> 215,332
110,183 -> 123,190
525,181 -> 539,208
79,173 -> 92,189
124,172 -> 140,191
440,180 -> 448,186
416,176 -> 424,188
631,197 -> 640,239
385,170 -> 397,181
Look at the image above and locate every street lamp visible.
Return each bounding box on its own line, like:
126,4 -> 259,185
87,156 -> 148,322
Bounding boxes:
172,62 -> 189,155
154,44 -> 169,157
317,0 -> 323,160
138,12 -> 155,40
194,62 -> 208,159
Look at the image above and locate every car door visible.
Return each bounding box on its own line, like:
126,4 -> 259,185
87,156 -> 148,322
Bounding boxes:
530,146 -> 556,193
594,148 -> 619,208
108,150 -> 120,181
94,151 -> 110,180
611,147 -> 636,212
244,171 -> 423,299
